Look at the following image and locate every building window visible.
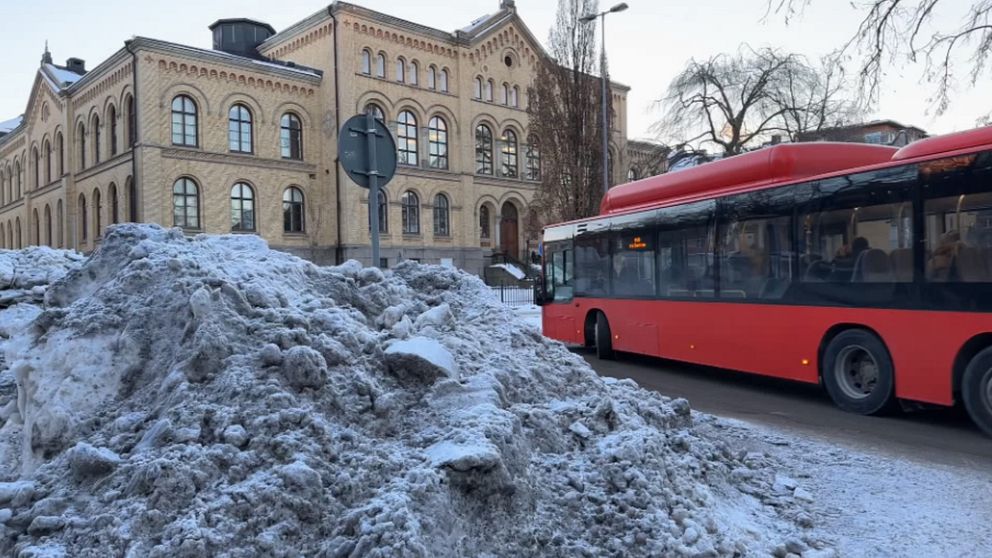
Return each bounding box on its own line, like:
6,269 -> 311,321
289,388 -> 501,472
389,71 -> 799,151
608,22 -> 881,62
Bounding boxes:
402,190 -> 420,234
93,188 -> 102,237
228,104 -> 253,153
57,200 -> 63,247
280,113 -> 303,160
440,69 -> 449,93
32,147 -> 39,190
427,116 -> 448,170
433,193 -> 450,236
475,124 -> 493,175
474,77 -> 483,99
171,95 -> 198,147
375,53 -> 386,78
479,205 -> 490,239
15,161 -> 21,198
44,205 -> 52,246
485,79 -> 494,102
283,187 -> 305,233
395,57 -> 406,82
172,177 -> 200,229
127,96 -> 136,147
361,48 -> 372,74
230,182 -> 255,232
78,193 -> 87,241
501,129 -> 518,178
510,86 -> 519,107
368,189 -> 388,233
78,123 -> 86,170
44,140 -> 51,184
396,110 -> 418,166
127,179 -> 137,222
57,132 -> 64,176
92,115 -> 101,164
627,167 -> 638,182
409,61 -> 419,86
427,66 -> 436,89
365,103 -> 385,123
502,83 -> 510,105
109,105 -> 118,156
526,137 -> 541,181
109,183 -> 119,224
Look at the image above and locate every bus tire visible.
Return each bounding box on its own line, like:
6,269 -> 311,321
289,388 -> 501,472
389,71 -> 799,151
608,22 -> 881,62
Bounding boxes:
822,329 -> 895,415
595,312 -> 615,360
962,346 -> 992,437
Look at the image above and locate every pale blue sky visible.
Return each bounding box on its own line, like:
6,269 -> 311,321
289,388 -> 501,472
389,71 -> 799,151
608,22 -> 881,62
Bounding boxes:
1,0 -> 986,141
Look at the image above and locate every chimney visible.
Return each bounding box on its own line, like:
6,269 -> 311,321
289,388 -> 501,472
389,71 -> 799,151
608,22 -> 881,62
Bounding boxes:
66,58 -> 86,75
770,135 -> 782,145
209,19 -> 276,60
500,0 -> 516,11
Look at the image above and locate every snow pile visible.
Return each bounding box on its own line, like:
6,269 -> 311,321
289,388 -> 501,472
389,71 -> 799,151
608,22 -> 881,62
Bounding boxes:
0,224 -> 827,556
0,247 -> 84,308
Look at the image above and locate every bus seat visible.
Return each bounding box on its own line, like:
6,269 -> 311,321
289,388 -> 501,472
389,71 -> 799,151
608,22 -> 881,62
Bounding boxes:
854,249 -> 892,282
956,246 -> 988,282
889,248 -> 913,282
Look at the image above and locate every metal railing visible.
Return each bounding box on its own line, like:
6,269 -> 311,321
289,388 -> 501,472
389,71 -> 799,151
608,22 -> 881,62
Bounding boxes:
489,283 -> 536,306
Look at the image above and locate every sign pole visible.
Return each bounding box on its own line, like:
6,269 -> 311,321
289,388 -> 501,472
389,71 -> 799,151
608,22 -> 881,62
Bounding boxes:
366,110 -> 380,268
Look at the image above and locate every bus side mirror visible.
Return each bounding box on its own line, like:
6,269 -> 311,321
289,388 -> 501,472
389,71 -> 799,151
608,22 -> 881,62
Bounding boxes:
533,280 -> 549,306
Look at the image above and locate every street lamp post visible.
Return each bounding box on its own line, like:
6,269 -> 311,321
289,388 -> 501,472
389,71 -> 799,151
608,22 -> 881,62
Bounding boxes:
580,2 -> 628,196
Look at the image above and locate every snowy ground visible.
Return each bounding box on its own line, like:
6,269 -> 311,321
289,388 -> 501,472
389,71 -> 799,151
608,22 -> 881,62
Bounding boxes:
511,304 -> 542,331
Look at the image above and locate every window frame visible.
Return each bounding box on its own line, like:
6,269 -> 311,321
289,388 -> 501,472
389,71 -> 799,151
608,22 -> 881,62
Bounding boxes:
283,186 -> 305,233
475,124 -> 494,175
230,182 -> 256,232
401,190 -> 420,234
171,95 -> 198,148
501,129 -> 518,178
280,113 -> 304,160
396,110 -> 418,167
427,116 -> 448,170
433,193 -> 450,236
228,104 -> 254,154
172,177 -> 201,230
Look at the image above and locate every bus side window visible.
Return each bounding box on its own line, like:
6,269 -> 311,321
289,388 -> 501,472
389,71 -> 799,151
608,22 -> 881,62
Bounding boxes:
552,250 -> 574,301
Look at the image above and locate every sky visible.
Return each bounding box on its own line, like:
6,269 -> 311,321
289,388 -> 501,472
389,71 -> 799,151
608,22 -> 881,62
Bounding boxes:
0,0 -> 987,144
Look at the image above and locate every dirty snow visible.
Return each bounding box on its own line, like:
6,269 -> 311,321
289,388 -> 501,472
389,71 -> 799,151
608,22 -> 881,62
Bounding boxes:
0,224 -> 827,556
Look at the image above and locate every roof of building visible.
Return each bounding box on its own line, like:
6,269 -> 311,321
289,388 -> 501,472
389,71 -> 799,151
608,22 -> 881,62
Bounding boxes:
41,63 -> 84,89
803,119 -> 928,136
208,18 -> 277,34
0,116 -> 23,134
128,37 -> 323,80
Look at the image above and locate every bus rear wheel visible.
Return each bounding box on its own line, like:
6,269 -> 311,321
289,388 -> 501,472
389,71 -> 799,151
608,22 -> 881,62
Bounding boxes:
962,346 -> 992,437
822,329 -> 895,415
594,312 -> 615,360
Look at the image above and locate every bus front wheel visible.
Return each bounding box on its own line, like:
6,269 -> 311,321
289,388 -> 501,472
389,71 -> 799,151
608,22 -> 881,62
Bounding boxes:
822,329 -> 895,415
962,346 -> 992,437
594,312 -> 615,360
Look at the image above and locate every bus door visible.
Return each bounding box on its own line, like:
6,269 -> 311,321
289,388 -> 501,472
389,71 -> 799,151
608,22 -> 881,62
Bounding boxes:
542,243 -> 578,342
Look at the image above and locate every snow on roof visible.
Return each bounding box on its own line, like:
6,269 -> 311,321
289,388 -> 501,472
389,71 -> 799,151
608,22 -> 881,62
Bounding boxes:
460,13 -> 498,34
490,262 -> 526,280
0,116 -> 23,134
44,64 -> 83,87
134,37 -> 322,79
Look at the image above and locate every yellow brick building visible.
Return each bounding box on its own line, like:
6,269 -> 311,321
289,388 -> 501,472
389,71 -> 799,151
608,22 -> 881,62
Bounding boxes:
0,1 -> 632,274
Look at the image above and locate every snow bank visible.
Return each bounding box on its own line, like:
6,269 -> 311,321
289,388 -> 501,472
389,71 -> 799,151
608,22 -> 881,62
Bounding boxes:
0,224 -> 827,556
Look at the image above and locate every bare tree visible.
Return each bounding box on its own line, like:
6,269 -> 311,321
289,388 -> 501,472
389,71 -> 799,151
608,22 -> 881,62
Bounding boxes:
770,1 -> 992,114
528,0 -> 611,222
657,47 -> 853,156
772,55 -> 864,140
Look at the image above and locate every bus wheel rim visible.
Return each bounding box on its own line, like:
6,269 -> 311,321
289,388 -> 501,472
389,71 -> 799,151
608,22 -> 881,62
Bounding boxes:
984,368 -> 992,412
835,345 -> 878,400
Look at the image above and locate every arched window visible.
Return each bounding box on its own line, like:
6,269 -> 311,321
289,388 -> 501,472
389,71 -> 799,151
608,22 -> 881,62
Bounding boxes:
92,115 -> 101,164
364,103 -> 385,123
172,177 -> 200,229
427,116 -> 448,170
15,161 -> 21,198
283,187 -> 305,232
15,218 -> 20,249
56,200 -> 64,248
627,167 -> 638,182
77,123 -> 86,170
396,111 -> 418,166
427,66 -> 437,89
231,182 -> 256,231
78,193 -> 87,241
280,113 -> 303,160
56,132 -> 64,176
126,178 -> 137,222
501,130 -> 518,178
375,52 -> 386,78
474,77 -> 483,99
6,222 -> 11,250
171,95 -> 198,147
502,83 -> 510,105
510,86 -> 519,107
109,105 -> 118,156
0,171 -> 5,206
395,57 -> 405,82
126,96 -> 136,147
368,189 -> 387,233
228,104 -> 253,153
440,69 -> 449,93
409,61 -> 419,86
475,124 -> 493,175
33,209 -> 39,246
93,188 -> 102,237
401,190 -> 420,234
44,205 -> 52,246
479,205 -> 491,239
109,183 -> 119,224
361,48 -> 372,74
526,137 -> 541,181
44,140 -> 51,184
485,79 -> 494,102
433,193 -> 450,236
32,147 -> 39,190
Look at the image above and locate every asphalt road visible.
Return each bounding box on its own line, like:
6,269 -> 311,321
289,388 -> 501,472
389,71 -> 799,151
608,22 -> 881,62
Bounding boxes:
581,349 -> 992,470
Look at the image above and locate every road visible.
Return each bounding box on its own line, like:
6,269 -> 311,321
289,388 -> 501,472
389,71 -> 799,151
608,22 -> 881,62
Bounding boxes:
581,349 -> 992,470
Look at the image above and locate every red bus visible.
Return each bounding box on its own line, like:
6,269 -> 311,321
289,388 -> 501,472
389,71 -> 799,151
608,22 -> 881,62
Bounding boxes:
538,126 -> 992,436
